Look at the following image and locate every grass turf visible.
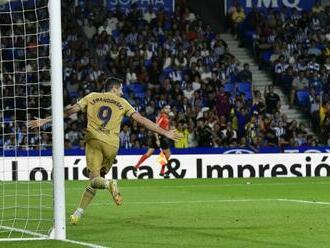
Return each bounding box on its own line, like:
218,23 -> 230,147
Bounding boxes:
1,177 -> 330,248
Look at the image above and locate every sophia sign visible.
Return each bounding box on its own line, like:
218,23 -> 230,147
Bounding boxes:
107,0 -> 174,13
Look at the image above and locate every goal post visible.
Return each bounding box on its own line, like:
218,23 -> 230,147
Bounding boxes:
49,0 -> 65,240
0,0 -> 66,241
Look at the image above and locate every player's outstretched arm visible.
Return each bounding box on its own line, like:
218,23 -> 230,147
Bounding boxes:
28,103 -> 82,129
131,112 -> 182,141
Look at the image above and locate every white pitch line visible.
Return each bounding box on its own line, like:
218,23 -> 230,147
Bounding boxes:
0,225 -> 48,239
276,199 -> 330,206
116,198 -> 275,205
66,198 -> 274,207
67,181 -> 330,191
0,238 -> 109,248
66,198 -> 330,207
0,226 -> 109,247
62,238 -> 109,248
0,238 -> 48,242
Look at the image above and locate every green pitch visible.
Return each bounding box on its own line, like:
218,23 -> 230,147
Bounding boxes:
3,177 -> 330,248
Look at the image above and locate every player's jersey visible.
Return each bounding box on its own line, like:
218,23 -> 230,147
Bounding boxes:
156,113 -> 170,130
77,92 -> 136,148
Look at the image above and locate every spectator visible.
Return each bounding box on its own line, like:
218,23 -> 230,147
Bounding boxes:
236,107 -> 249,138
120,125 -> 131,148
290,71 -> 309,106
65,123 -> 82,147
231,6 -> 246,37
125,67 -> 137,85
174,122 -> 189,148
3,1 -> 324,152
274,55 -> 289,82
187,123 -> 198,147
216,86 -> 230,118
183,83 -> 195,101
312,1 -> 324,13
83,19 -> 96,40
238,63 -> 252,82
221,121 -> 237,145
264,84 -> 280,114
143,7 -> 156,23
196,118 -> 212,147
97,20 -> 112,35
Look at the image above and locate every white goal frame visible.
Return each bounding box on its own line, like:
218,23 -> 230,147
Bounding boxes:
0,0 -> 65,242
49,0 -> 65,241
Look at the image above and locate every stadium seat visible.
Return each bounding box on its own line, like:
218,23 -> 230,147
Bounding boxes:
163,67 -> 173,75
244,90 -> 253,100
158,73 -> 167,84
244,31 -> 256,45
230,74 -> 237,83
128,83 -> 144,93
122,84 -> 129,94
111,30 -> 120,39
224,83 -> 235,93
158,34 -> 166,44
69,91 -> 79,98
144,59 -> 152,68
237,81 -> 251,93
164,21 -> 171,31
135,92 -> 146,98
261,51 -> 272,63
296,90 -> 310,107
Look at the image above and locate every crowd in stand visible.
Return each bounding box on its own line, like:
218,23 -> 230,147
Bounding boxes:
0,0 -> 52,151
64,1 -> 323,149
0,0 -> 327,152
229,1 -> 330,146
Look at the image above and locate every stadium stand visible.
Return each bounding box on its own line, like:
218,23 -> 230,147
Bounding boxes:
1,0 -> 327,151
230,1 -> 330,146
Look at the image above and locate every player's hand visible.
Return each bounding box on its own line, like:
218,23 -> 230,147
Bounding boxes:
27,117 -> 49,129
156,139 -> 160,147
165,130 -> 183,141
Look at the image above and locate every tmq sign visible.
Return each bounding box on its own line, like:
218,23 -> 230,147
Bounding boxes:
239,0 -> 316,11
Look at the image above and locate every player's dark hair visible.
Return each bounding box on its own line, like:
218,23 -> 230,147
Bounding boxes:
104,76 -> 123,91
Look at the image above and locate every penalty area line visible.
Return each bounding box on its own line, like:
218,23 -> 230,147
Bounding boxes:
67,180 -> 330,191
66,198 -> 330,207
276,199 -> 330,206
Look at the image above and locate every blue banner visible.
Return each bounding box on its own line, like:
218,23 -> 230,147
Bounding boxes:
227,0 -> 317,13
107,0 -> 174,13
1,146 -> 330,157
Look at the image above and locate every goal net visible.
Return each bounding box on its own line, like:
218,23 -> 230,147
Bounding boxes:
0,0 -> 63,240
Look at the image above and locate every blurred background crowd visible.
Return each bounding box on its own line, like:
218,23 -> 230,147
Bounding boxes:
228,0 -> 330,146
0,0 -> 329,152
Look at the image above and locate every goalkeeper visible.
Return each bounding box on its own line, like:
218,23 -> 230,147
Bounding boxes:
28,77 -> 182,225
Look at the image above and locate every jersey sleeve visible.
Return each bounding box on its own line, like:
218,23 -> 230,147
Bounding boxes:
122,99 -> 136,117
77,95 -> 89,112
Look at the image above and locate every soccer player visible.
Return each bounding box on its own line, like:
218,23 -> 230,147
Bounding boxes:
134,105 -> 172,176
28,77 -> 181,225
